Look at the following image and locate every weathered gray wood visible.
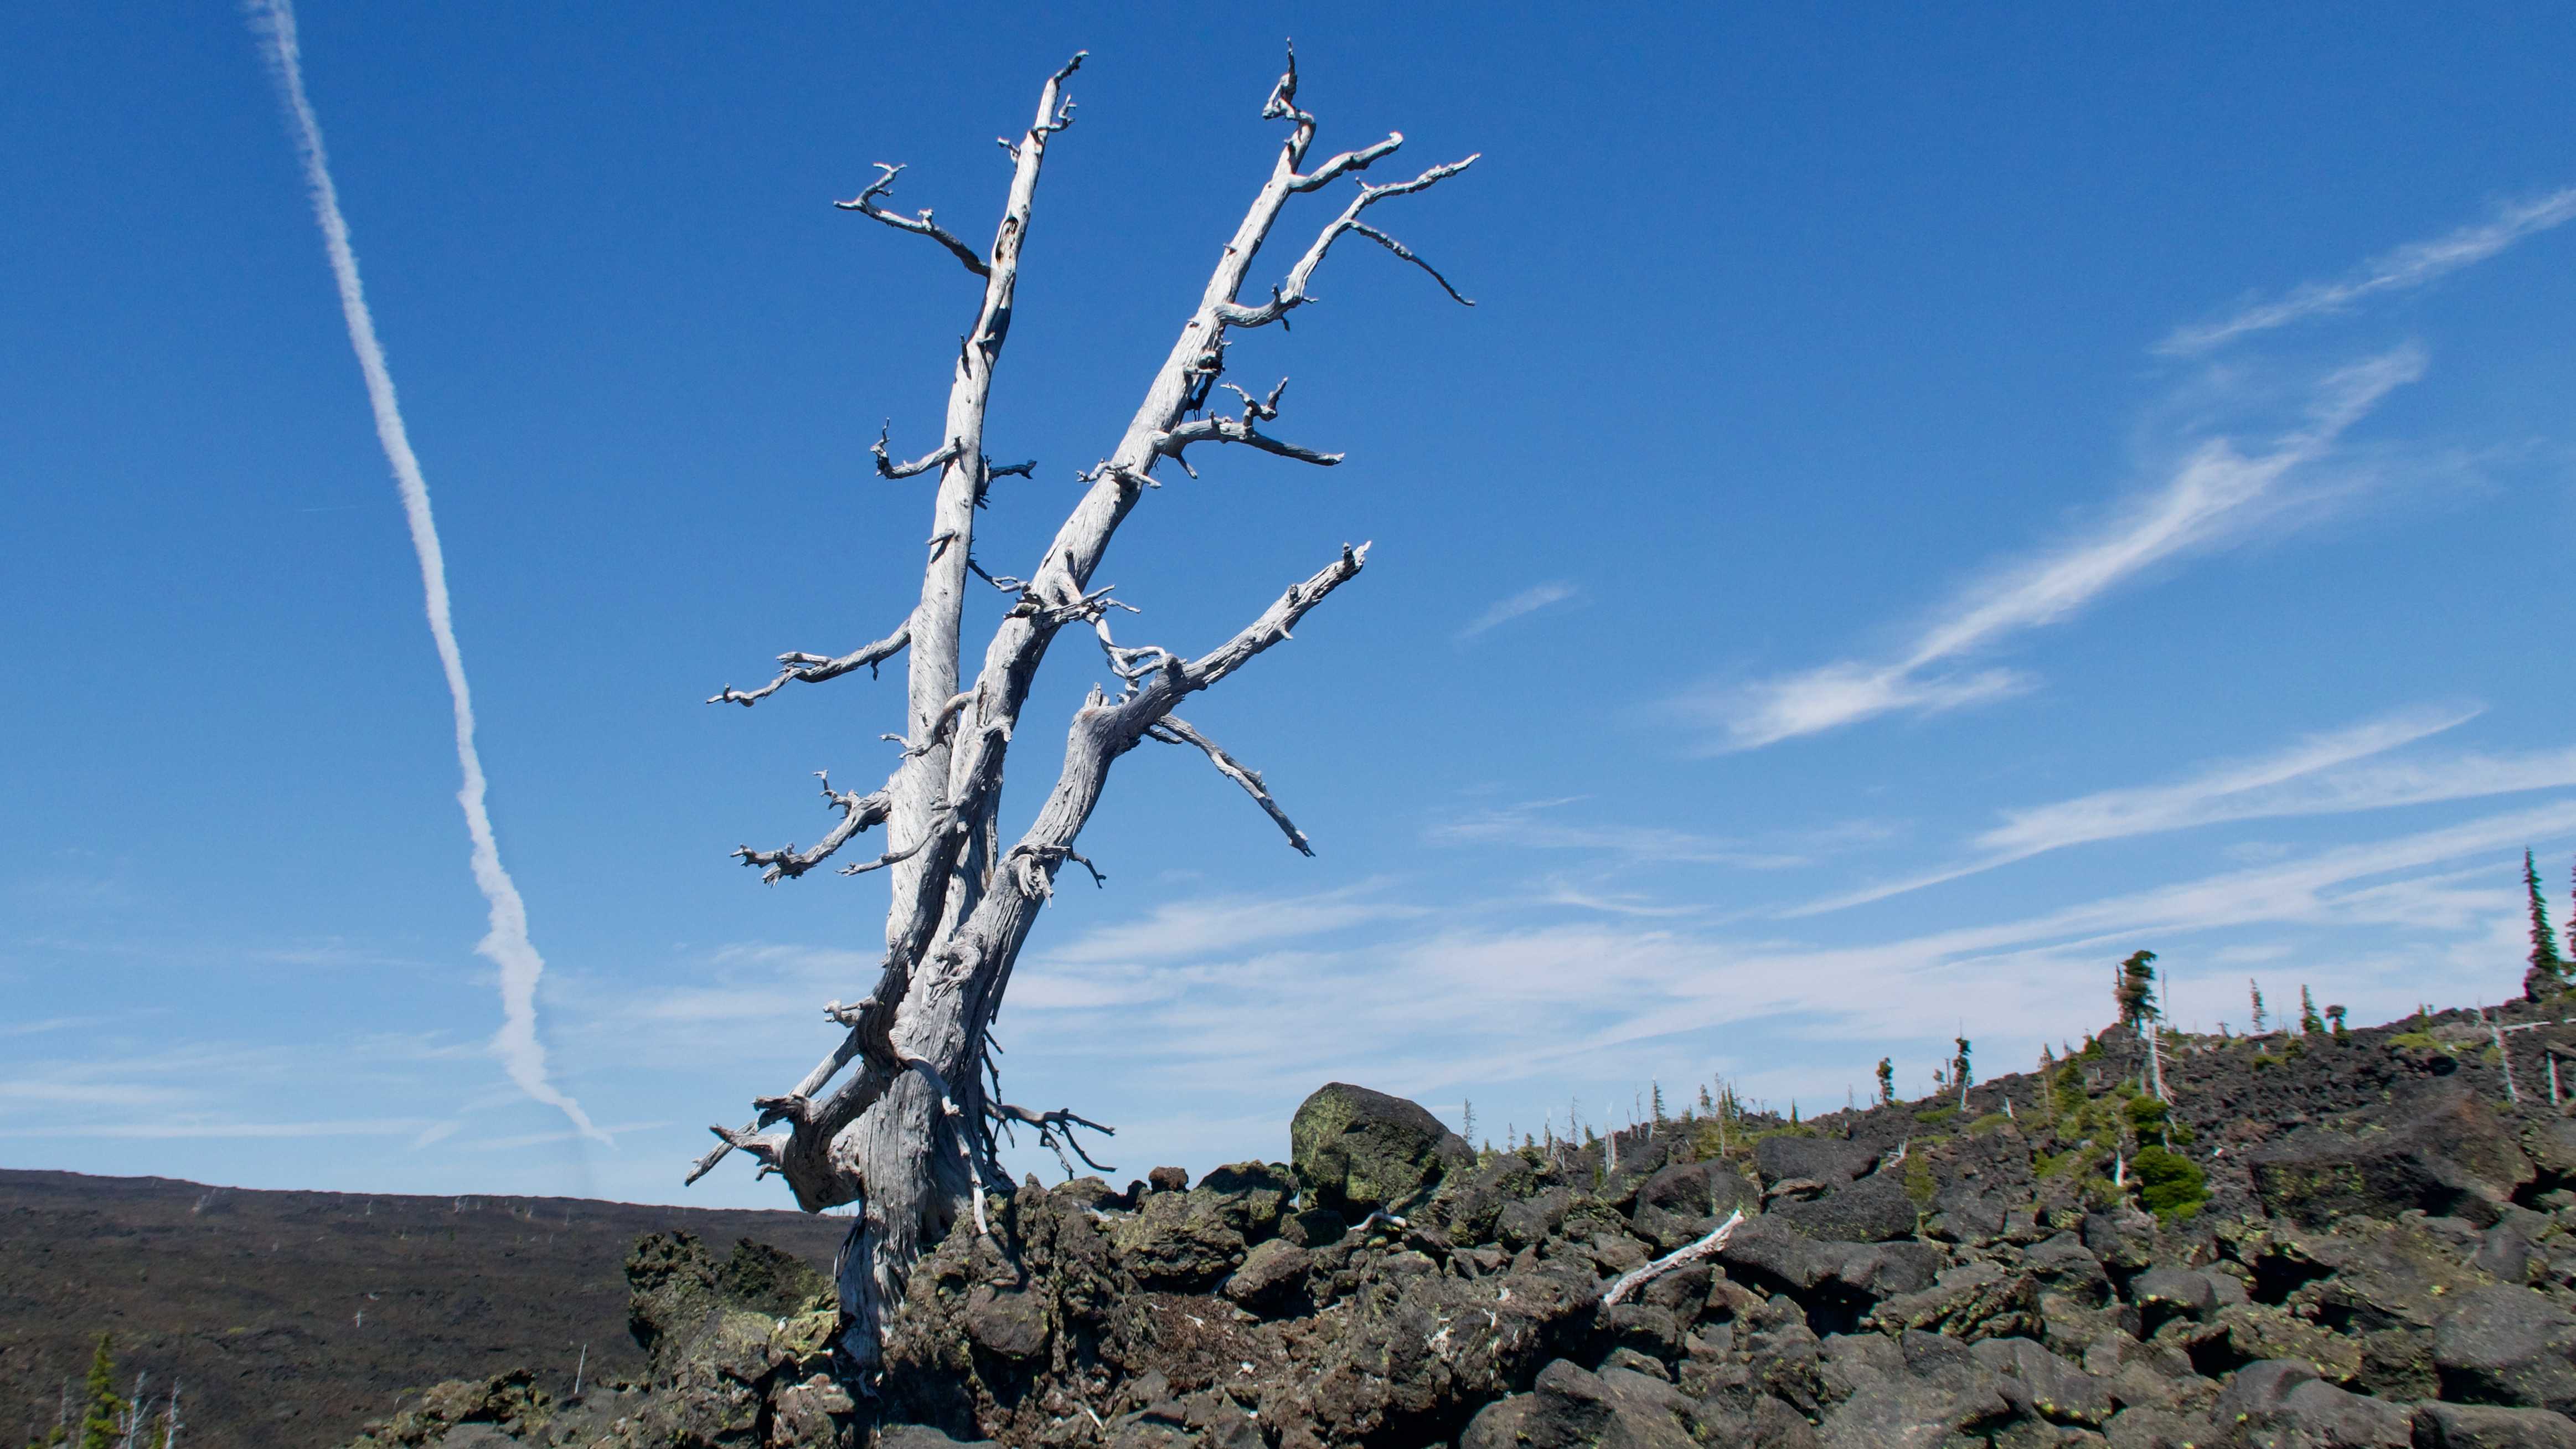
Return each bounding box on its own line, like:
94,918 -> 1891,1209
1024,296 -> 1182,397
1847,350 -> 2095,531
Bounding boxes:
695,48 -> 1474,1379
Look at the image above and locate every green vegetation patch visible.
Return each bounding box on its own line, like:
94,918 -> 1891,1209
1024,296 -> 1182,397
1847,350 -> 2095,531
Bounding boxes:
2133,1146 -> 2208,1224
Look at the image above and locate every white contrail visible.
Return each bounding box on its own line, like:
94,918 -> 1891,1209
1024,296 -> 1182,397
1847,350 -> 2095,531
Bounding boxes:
250,0 -> 609,1147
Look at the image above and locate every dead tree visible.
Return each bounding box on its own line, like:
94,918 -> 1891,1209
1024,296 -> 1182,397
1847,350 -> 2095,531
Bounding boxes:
689,48 -> 1475,1374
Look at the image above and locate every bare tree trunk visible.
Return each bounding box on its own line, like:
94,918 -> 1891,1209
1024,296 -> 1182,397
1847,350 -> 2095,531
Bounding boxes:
692,47 -> 1475,1381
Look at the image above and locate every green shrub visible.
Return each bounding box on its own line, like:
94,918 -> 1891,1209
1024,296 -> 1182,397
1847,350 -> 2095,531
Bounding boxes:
2124,1096 -> 2170,1129
1967,1112 -> 2013,1135
1903,1152 -> 1937,1206
1914,1106 -> 1958,1125
2052,1062 -> 2088,1117
2133,1146 -> 2208,1224
2385,1032 -> 2440,1050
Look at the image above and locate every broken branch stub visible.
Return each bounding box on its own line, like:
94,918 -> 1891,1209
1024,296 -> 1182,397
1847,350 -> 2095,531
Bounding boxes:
695,48 -> 1473,1376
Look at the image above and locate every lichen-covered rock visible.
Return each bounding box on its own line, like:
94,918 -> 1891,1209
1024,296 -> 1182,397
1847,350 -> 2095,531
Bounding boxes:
2025,1234 -> 2115,1307
1973,1337 -> 2115,1427
1111,1187 -> 1250,1288
1816,1329 -> 2018,1449
1289,1082 -> 1474,1216
1774,1173 -> 1921,1244
1755,1135 -> 1878,1187
1630,1159 -> 1759,1252
1866,1261 -> 2043,1343
2412,1401 -> 2576,1448
2104,1405 -> 2219,1449
1459,1359 -> 1702,1449
2131,1265 -> 2221,1331
2435,1285 -> 2576,1416
2211,1358 -> 2413,1447
345,1370 -> 553,1448
2248,1084 -> 2533,1228
1222,1238 -> 1311,1312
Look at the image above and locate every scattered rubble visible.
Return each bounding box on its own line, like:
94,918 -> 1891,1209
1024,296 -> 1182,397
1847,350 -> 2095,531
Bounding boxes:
349,999 -> 2576,1447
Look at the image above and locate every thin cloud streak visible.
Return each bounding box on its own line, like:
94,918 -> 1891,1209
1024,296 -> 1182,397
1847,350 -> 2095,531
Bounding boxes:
1788,703 -> 2576,913
2160,185 -> 2576,355
1684,348 -> 2424,752
250,0 -> 605,1146
1428,800 -> 1809,868
1458,581 -> 1578,642
991,801 -> 2576,1113
0,1119 -> 443,1141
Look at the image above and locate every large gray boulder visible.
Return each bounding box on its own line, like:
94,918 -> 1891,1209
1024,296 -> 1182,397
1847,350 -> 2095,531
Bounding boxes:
2414,1401 -> 2576,1448
2436,1285 -> 2576,1416
1459,1359 -> 1701,1448
1773,1172 -> 1920,1243
1971,1335 -> 2114,1427
2248,1082 -> 2532,1228
1814,1329 -> 2015,1449
1629,1159 -> 1758,1251
1756,1135 -> 1877,1186
1289,1082 -> 1474,1215
2212,1359 -> 2412,1448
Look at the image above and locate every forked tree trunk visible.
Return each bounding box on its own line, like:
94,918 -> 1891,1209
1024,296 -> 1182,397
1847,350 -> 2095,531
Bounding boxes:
692,47 -> 1475,1376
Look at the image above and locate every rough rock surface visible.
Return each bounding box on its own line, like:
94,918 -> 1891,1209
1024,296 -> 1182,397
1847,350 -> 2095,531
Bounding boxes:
340,999 -> 2576,1448
1289,1082 -> 1477,1217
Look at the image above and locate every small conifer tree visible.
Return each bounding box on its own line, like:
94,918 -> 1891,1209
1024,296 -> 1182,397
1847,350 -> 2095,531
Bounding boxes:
1953,1036 -> 1973,1108
76,1335 -> 117,1449
1875,1056 -> 1895,1106
2527,848 -> 2568,1002
2326,1004 -> 2347,1039
2299,986 -> 2324,1035
2115,950 -> 2159,1032
2249,981 -> 2268,1033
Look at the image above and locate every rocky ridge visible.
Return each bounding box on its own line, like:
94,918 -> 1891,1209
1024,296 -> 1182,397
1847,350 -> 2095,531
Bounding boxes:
351,1003 -> 2576,1448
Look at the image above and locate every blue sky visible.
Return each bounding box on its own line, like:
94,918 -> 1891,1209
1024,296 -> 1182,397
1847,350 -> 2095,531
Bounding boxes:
8,5 -> 2576,1207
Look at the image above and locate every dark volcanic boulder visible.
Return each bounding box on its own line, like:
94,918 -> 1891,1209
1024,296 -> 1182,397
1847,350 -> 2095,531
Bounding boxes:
1290,1272 -> 1594,1443
2212,1359 -> 2412,1448
1773,1173 -> 1919,1243
1194,1160 -> 1296,1243
1863,1261 -> 2040,1343
1111,1189 -> 1250,1288
2414,1401 -> 2576,1448
1756,1134 -> 1877,1186
1459,1359 -> 1701,1449
1289,1082 -> 1474,1215
1630,1159 -> 1758,1251
1221,1238 -> 1311,1312
2436,1285 -> 2576,1416
1970,1337 -> 2113,1427
1815,1329 -> 2016,1449
2248,1082 -> 2533,1228
879,1427 -> 1000,1449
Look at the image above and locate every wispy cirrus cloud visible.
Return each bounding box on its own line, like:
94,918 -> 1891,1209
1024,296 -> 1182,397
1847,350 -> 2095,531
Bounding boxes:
994,800 -> 2576,1126
1674,347 -> 2424,752
1793,704 -> 2576,913
1427,798 -> 1809,869
1044,881 -> 1424,966
1457,581 -> 1578,642
0,1118 -> 445,1141
2159,185 -> 2576,355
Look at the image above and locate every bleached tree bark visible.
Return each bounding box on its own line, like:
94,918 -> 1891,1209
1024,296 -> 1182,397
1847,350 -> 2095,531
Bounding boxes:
692,46 -> 1475,1378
